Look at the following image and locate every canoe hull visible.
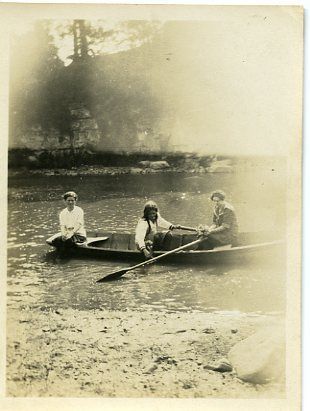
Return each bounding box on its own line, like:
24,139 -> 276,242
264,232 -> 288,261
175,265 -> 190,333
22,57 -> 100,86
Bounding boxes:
46,230 -> 285,266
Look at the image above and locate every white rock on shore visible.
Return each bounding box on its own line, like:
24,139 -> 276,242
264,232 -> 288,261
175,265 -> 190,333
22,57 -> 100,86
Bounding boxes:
228,323 -> 285,384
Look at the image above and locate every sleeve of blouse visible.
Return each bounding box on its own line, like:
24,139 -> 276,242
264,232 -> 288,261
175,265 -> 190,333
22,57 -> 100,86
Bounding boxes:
74,208 -> 84,232
221,209 -> 233,229
59,210 -> 67,236
212,214 -> 216,224
157,214 -> 173,230
135,219 -> 148,250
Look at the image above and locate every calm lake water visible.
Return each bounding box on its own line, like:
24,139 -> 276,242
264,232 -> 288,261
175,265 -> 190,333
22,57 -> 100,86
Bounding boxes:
7,166 -> 286,315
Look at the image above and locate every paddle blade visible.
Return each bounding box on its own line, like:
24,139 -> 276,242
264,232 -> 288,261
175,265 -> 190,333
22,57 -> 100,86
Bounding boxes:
96,268 -> 128,283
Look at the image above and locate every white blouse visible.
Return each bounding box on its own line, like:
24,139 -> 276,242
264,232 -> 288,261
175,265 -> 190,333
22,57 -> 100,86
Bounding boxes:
59,206 -> 86,238
135,214 -> 172,250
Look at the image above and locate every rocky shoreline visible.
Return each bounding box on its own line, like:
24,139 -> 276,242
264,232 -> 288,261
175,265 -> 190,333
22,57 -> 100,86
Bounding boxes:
8,160 -> 234,178
7,307 -> 285,398
7,154 -> 287,179
6,147 -> 243,178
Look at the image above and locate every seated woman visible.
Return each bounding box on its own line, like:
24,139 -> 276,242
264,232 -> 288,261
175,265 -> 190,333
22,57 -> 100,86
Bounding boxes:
52,191 -> 87,249
198,190 -> 238,249
135,200 -> 181,259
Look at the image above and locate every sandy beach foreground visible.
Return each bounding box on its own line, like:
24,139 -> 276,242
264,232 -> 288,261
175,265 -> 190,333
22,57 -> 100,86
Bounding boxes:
7,307 -> 285,398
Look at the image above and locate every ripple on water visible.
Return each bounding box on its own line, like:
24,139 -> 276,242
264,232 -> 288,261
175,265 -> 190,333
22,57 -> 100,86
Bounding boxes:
7,243 -> 24,249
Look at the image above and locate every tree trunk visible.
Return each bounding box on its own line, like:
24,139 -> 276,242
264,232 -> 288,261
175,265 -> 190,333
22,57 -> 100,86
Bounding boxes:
73,21 -> 79,59
78,20 -> 89,59
72,19 -> 89,60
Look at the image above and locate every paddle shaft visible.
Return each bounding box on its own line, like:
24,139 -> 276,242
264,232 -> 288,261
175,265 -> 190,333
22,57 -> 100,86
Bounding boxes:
97,236 -> 207,282
177,225 -> 198,232
126,237 -> 205,269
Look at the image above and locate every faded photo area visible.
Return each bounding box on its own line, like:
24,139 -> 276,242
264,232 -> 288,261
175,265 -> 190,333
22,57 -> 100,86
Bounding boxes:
2,4 -> 302,410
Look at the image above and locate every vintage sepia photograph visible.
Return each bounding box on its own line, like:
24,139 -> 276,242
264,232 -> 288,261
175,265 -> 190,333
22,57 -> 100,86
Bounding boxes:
0,2 -> 303,411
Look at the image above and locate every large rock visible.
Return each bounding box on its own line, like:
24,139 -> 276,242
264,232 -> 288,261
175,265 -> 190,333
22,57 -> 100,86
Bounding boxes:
149,161 -> 170,170
228,324 -> 285,384
138,160 -> 151,168
27,155 -> 39,165
130,168 -> 143,174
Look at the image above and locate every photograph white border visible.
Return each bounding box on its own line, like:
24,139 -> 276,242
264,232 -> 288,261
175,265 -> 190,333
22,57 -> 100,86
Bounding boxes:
0,1 -> 306,410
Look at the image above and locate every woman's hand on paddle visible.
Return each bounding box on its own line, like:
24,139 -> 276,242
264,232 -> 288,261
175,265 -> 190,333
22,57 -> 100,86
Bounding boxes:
143,248 -> 152,260
171,224 -> 198,231
197,224 -> 210,237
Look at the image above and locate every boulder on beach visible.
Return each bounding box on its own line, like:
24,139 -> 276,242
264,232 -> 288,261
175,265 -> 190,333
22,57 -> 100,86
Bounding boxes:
228,324 -> 285,384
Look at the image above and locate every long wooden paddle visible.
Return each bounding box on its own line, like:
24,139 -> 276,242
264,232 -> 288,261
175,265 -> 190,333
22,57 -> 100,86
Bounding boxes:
96,236 -> 206,283
177,226 -> 198,232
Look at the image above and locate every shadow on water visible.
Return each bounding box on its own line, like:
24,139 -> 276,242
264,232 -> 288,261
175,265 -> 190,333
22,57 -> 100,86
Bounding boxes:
44,250 -> 72,265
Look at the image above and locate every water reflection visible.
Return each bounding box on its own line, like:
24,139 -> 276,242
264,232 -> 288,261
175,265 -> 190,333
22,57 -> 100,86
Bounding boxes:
7,171 -> 286,315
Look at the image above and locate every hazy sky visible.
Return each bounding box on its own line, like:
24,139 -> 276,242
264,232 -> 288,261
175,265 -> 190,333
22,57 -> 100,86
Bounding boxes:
147,11 -> 302,156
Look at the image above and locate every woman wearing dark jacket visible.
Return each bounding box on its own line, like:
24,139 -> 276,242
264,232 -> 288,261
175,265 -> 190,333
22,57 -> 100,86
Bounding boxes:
198,190 -> 239,249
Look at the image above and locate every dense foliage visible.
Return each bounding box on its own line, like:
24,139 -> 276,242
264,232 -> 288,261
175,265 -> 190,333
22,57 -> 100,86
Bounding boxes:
9,20 -> 163,152
10,22 -> 72,141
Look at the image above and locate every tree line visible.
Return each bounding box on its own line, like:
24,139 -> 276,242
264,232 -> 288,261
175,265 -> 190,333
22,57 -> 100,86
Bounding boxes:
9,20 -> 164,153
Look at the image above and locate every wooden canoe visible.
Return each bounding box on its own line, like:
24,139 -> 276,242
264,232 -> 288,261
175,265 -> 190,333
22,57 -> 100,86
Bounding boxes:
46,230 -> 285,265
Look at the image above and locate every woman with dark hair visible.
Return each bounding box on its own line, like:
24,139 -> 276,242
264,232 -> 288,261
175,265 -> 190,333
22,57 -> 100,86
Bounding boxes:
135,200 -> 181,259
198,190 -> 239,249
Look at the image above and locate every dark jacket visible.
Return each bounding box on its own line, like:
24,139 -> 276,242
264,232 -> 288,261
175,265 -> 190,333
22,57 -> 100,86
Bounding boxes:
210,202 -> 239,245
